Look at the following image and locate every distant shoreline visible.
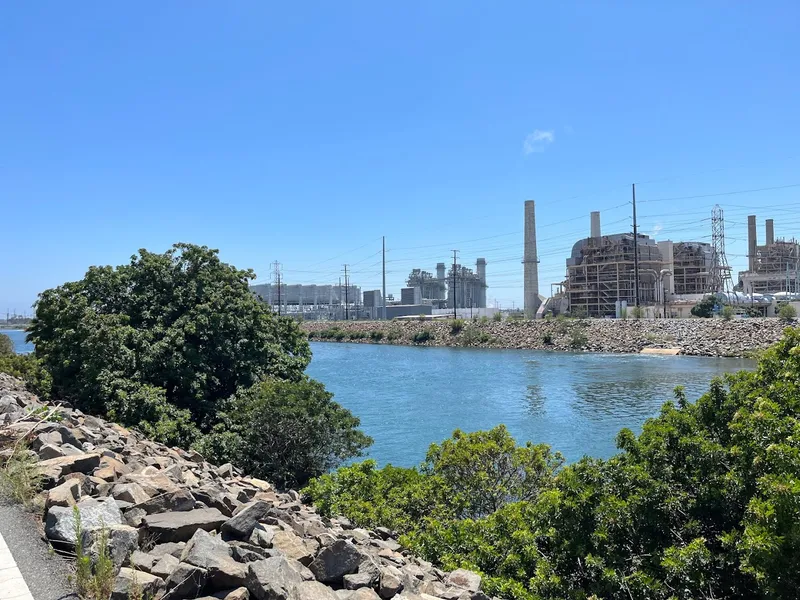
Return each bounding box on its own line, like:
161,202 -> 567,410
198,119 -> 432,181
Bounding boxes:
303,317 -> 792,358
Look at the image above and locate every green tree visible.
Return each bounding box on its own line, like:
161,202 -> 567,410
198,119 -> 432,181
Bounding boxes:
0,333 -> 14,356
778,303 -> 797,321
196,377 -> 372,488
691,295 -> 717,318
423,425 -> 563,519
28,244 -> 311,427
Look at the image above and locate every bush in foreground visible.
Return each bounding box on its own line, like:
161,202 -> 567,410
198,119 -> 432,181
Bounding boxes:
306,327 -> 800,600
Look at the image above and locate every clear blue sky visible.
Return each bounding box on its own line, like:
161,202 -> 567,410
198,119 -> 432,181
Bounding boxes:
2,2 -> 799,312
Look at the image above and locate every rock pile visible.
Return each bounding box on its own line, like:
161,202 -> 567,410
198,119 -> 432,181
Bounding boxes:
303,318 -> 790,357
0,373 -> 488,600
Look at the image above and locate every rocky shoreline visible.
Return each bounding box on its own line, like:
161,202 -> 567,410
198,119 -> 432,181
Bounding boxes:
0,373 -> 487,600
303,318 -> 792,358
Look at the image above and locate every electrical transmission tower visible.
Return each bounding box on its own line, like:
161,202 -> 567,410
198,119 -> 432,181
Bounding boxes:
711,205 -> 733,293
272,261 -> 282,315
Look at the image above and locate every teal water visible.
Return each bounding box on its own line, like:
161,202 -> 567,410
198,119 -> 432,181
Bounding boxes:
5,330 -> 32,353
6,331 -> 753,467
306,342 -> 753,467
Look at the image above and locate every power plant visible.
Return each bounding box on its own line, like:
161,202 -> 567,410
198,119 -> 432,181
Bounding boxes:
739,216 -> 800,294
252,201 -> 799,321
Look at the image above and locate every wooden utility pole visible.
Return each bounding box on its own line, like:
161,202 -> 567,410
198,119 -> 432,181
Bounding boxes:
632,183 -> 640,307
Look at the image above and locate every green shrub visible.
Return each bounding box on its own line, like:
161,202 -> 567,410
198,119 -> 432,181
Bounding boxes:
369,330 -> 384,341
492,312 -> 503,322
569,329 -> 588,349
0,353 -> 52,398
778,303 -> 797,321
631,305 -> 645,319
691,295 -> 717,318
194,378 -> 372,488
479,316 -> 489,325
0,333 -> 14,356
412,328 -> 434,344
570,305 -> 588,319
450,319 -> 465,335
722,305 -> 735,321
0,439 -> 42,507
386,328 -> 403,342
542,332 -> 553,345
461,327 -> 492,346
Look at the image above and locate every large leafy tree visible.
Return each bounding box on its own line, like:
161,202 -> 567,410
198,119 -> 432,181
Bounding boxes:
28,243 -> 311,429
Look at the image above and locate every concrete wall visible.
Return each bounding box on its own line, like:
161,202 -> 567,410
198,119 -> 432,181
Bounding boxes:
386,304 -> 432,319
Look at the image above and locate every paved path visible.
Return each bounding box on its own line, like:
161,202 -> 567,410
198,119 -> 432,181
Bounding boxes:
0,504 -> 77,600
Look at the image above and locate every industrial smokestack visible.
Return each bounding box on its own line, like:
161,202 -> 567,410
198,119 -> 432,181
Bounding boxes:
590,211 -> 601,239
748,215 -> 757,271
523,200 -> 540,318
436,262 -> 446,281
766,219 -> 775,246
476,258 -> 487,308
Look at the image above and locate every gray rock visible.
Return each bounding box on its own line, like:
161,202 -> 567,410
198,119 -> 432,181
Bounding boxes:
249,523 -> 275,548
143,507 -> 227,543
446,569 -> 481,592
81,524 -> 139,569
309,540 -> 365,584
139,488 -> 196,514
111,567 -> 165,600
343,572 -> 375,590
111,482 -> 150,505
245,557 -> 304,600
379,566 -> 404,599
293,581 -> 340,600
45,478 -> 81,510
45,497 -> 123,545
230,541 -> 273,563
181,529 -> 248,590
152,553 -> 181,579
39,452 -> 101,484
222,501 -> 272,540
150,541 -> 186,558
166,562 -> 209,598
128,549 -> 157,572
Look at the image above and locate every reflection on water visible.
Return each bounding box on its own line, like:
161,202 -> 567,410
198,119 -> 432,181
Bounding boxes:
307,343 -> 753,467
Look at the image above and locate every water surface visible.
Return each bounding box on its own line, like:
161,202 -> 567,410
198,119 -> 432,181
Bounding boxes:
306,342 -> 752,466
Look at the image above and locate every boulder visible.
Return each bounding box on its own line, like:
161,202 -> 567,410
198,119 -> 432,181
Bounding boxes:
128,549 -> 157,572
39,453 -> 101,484
111,482 -> 150,505
165,562 -> 209,599
181,529 -> 248,590
446,570 -> 481,592
143,508 -> 227,543
111,567 -> 165,600
139,489 -> 195,514
221,588 -> 251,600
45,497 -> 123,545
45,478 -> 81,510
230,541 -> 273,563
222,501 -> 273,540
151,553 -> 181,579
81,524 -> 139,569
309,540 -> 365,584
343,572 -> 375,590
293,581 -> 340,600
379,566 -> 404,599
271,529 -> 317,565
249,523 -> 275,548
245,557 -> 304,600
150,541 -> 186,558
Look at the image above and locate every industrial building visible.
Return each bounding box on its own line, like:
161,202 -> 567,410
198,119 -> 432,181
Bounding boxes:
564,212 -> 717,318
403,259 -> 487,309
251,283 -> 362,319
738,216 -> 800,294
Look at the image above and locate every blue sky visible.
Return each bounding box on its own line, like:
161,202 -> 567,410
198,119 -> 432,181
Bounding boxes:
2,2 -> 799,312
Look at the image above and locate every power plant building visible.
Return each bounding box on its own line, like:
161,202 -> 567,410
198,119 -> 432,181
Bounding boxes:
251,283 -> 361,307
405,259 -> 487,308
739,216 -> 800,294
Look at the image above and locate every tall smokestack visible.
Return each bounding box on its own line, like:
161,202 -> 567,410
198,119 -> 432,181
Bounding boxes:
590,211 -> 601,239
476,258 -> 487,308
766,219 -> 775,246
523,200 -> 540,318
747,215 -> 757,271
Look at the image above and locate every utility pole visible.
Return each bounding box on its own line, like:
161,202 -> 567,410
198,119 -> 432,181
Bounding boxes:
272,261 -> 282,316
382,236 -> 386,320
632,183 -> 640,307
343,265 -> 349,321
452,250 -> 458,319
338,277 -> 342,320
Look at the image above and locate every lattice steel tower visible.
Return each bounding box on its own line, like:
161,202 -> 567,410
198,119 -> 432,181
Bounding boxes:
711,204 -> 733,292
